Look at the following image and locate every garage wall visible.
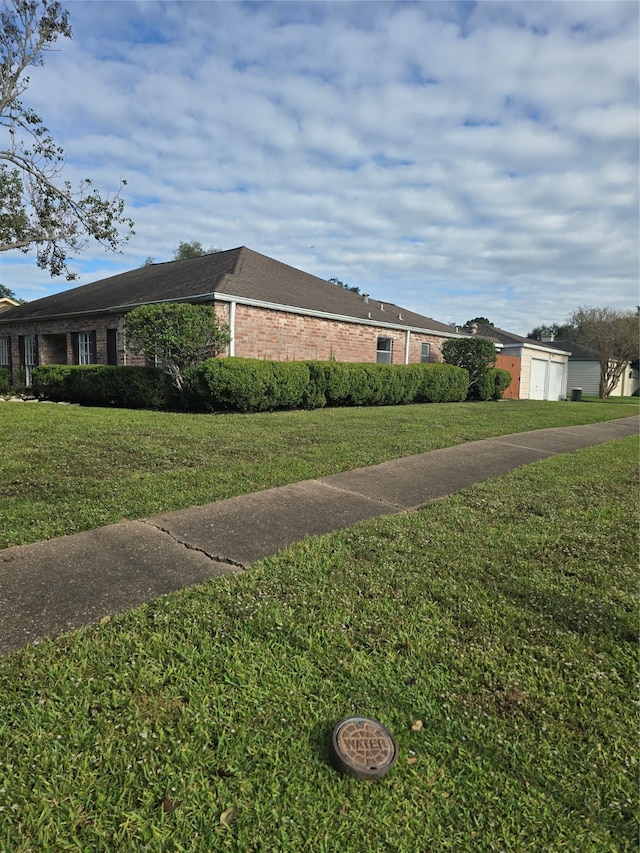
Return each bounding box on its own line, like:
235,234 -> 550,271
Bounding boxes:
495,353 -> 520,399
503,344 -> 569,400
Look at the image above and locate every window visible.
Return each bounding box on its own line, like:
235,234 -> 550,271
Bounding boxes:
0,336 -> 10,370
376,337 -> 393,364
106,329 -> 118,365
78,332 -> 93,364
19,334 -> 38,386
421,342 -> 431,363
73,331 -> 96,365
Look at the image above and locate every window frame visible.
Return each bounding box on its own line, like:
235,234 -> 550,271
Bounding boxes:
0,336 -> 10,370
376,336 -> 393,364
19,334 -> 38,386
421,342 -> 431,363
72,330 -> 96,365
77,331 -> 93,365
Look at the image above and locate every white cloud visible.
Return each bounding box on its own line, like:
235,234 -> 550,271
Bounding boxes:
2,0 -> 637,335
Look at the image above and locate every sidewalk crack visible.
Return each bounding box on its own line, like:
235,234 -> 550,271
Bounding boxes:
140,520 -> 247,570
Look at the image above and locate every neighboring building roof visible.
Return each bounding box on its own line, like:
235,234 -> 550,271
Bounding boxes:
0,246 -> 455,335
548,339 -> 599,360
0,297 -> 19,314
457,323 -> 571,355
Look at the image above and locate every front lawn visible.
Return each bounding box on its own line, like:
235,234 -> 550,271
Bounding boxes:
0,435 -> 637,851
1,398 -> 637,548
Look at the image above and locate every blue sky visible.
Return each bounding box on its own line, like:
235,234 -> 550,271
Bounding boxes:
3,0 -> 638,335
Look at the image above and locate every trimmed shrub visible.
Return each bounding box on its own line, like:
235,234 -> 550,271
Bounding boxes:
471,370 -> 495,402
413,363 -> 469,403
489,367 -> 513,400
302,361 -> 352,408
32,365 -> 176,409
32,358 -> 471,412
0,367 -> 10,395
185,358 -> 310,412
470,367 -> 513,401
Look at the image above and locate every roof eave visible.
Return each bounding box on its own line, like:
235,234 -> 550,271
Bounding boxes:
0,291 -> 460,338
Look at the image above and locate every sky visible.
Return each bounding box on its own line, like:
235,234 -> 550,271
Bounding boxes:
2,0 -> 638,335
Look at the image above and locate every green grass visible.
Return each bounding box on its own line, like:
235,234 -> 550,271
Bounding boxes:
1,398 -> 637,548
0,435 -> 637,851
581,395 -> 639,405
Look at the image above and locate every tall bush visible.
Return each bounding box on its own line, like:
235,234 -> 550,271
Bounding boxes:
442,337 -> 497,400
125,302 -> 231,391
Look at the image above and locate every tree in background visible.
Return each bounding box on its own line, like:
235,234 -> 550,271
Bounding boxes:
0,0 -> 134,279
442,336 -> 497,400
465,317 -> 493,327
328,277 -> 360,294
527,322 -> 576,341
568,306 -> 639,398
142,242 -> 221,266
125,303 -> 231,391
0,283 -> 26,303
174,241 -> 220,260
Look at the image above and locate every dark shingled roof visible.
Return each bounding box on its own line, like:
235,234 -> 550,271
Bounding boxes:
548,339 -> 599,359
0,246 -> 454,334
458,323 -> 571,353
457,323 -> 535,345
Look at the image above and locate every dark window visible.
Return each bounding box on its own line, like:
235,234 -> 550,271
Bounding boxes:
376,337 -> 393,364
107,329 -> 118,365
0,336 -> 10,370
421,342 -> 431,363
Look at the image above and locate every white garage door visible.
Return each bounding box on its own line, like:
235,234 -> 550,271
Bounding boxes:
530,358 -> 547,399
548,362 -> 565,401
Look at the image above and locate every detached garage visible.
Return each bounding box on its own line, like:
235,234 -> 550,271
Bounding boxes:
459,323 -> 570,401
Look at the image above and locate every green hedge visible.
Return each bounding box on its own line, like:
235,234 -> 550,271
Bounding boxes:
31,359 -> 470,412
413,363 -> 469,403
186,358 -> 468,412
0,367 -> 10,395
185,358 -> 311,413
32,365 -> 176,409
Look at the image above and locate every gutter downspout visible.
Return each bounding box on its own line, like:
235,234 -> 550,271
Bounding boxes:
228,300 -> 236,357
404,330 -> 411,365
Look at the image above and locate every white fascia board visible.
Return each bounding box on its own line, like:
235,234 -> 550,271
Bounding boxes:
501,341 -> 571,357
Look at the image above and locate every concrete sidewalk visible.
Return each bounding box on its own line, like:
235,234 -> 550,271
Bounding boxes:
1,415 -> 637,654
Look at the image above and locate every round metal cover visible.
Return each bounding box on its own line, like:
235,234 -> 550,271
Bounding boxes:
331,717 -> 398,779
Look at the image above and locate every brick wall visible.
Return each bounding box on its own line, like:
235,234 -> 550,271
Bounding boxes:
1,300 -> 448,387
2,314 -> 128,385
231,304 -> 445,364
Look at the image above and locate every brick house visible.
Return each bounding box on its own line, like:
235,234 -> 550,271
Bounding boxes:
0,247 -> 459,387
